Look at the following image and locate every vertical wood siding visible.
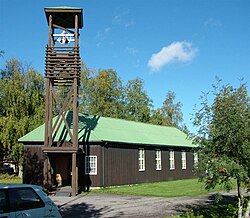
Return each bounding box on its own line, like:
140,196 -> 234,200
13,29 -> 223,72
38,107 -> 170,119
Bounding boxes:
23,143 -> 196,189
87,144 -> 196,187
23,146 -> 44,185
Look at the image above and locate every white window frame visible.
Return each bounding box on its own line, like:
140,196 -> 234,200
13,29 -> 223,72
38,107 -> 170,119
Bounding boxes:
194,152 -> 199,165
169,150 -> 175,170
155,149 -> 162,170
85,155 -> 97,175
181,151 -> 187,170
138,148 -> 145,171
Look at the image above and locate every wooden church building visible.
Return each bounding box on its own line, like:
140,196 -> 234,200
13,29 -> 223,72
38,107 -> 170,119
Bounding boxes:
19,112 -> 198,192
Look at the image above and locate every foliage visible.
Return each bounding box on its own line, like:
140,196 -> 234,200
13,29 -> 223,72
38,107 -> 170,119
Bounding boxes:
0,58 -> 45,163
0,58 -> 23,79
180,209 -> 204,218
123,77 -> 153,123
80,65 -> 154,123
179,197 -> 250,218
162,90 -> 183,127
191,80 -> 250,218
79,65 -> 124,118
150,90 -> 185,130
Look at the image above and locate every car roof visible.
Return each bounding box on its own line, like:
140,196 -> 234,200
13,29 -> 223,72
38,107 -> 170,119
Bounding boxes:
0,184 -> 53,205
0,184 -> 42,189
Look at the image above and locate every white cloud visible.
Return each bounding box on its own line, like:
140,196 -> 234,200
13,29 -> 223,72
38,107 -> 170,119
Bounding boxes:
148,41 -> 199,72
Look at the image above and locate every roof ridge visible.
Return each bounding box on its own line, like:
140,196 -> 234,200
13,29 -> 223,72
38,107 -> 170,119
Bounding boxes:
98,115 -> 179,130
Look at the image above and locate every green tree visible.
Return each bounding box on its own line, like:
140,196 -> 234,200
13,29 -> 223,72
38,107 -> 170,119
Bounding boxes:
123,77 -> 153,123
161,91 -> 183,127
150,91 -> 185,130
191,81 -> 250,218
150,108 -> 165,126
79,67 -> 124,118
79,63 -> 96,113
1,58 -> 23,79
0,59 -> 45,169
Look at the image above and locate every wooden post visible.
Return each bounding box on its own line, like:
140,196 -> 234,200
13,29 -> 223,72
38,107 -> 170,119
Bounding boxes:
43,156 -> 48,188
44,79 -> 49,148
44,14 -> 53,188
48,82 -> 53,146
71,14 -> 79,197
71,152 -> 77,196
47,15 -> 52,46
43,155 -> 51,190
76,155 -> 79,194
75,14 -> 78,45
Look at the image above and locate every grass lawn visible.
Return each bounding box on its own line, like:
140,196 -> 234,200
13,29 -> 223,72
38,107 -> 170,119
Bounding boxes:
91,178 -> 229,198
92,178 -> 244,218
0,174 -> 22,184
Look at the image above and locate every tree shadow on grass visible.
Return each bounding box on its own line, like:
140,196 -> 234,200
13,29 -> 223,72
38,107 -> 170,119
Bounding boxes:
175,194 -> 238,218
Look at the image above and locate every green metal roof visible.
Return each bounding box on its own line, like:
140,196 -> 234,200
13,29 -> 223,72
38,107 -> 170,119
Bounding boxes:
19,112 -> 195,148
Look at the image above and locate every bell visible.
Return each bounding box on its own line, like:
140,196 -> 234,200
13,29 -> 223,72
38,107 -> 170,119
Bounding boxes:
60,36 -> 69,44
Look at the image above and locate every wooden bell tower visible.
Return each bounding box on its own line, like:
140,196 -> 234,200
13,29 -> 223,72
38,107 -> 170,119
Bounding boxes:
43,7 -> 83,196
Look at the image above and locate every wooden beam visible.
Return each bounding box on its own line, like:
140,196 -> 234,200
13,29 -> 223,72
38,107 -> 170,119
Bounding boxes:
42,147 -> 78,153
75,14 -> 78,46
48,81 -> 53,146
43,155 -> 51,190
51,88 -> 73,138
73,79 -> 78,149
52,24 -> 75,34
44,79 -> 49,148
76,155 -> 79,195
48,15 -> 52,46
72,14 -> 79,197
71,152 -> 77,196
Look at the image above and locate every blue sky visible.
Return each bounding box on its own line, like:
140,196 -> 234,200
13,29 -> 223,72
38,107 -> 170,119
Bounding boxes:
0,0 -> 249,132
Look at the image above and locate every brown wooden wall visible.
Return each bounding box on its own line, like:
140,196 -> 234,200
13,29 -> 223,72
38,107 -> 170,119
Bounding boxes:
83,143 -> 196,187
23,146 -> 44,186
78,145 -> 103,190
23,143 -> 196,189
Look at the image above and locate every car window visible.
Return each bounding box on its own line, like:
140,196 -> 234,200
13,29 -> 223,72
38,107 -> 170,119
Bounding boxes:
0,190 -> 8,214
9,188 -> 45,212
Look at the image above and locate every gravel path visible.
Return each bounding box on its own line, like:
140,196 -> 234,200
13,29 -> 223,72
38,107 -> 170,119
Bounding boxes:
50,191 -> 239,218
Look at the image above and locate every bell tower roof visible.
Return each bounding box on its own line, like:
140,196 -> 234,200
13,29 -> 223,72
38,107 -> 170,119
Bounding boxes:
44,6 -> 83,29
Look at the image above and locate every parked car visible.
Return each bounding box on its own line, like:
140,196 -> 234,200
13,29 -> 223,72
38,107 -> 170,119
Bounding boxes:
0,184 -> 62,218
0,165 -> 14,175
